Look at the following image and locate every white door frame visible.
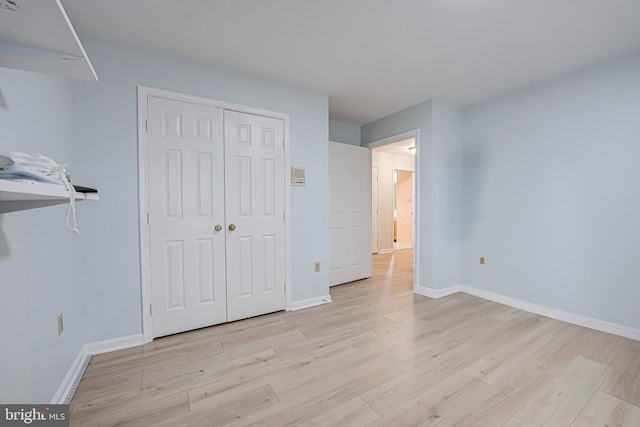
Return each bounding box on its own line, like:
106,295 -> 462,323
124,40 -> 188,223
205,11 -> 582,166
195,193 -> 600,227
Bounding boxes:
372,167 -> 378,254
137,86 -> 292,343
367,129 -> 420,292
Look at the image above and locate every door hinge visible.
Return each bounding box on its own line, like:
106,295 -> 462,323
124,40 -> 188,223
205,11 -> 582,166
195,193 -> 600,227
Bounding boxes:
149,304 -> 152,316
145,119 -> 148,132
283,211 -> 285,221
147,212 -> 150,225
282,138 -> 285,148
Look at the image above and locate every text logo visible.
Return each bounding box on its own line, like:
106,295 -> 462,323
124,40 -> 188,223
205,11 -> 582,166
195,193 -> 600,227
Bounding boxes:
1,405 -> 68,426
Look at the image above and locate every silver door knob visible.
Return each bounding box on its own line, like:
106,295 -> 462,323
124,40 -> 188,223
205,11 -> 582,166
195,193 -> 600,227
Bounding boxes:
214,224 -> 222,232
228,224 -> 236,232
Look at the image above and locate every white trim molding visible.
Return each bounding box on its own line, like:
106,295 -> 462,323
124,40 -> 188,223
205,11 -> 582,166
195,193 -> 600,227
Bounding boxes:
289,295 -> 333,311
83,334 -> 145,356
50,352 -> 90,405
414,284 -> 464,299
51,334 -> 144,404
415,284 -> 640,341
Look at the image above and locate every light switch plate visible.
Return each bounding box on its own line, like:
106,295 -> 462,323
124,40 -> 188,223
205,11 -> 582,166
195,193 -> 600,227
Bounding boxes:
291,167 -> 305,186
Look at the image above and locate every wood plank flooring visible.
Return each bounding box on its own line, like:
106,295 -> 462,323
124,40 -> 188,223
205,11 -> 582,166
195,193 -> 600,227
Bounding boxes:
70,250 -> 640,426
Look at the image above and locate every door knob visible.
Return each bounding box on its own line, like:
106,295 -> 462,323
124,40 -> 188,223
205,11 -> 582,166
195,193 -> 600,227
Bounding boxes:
228,224 -> 236,232
214,224 -> 222,232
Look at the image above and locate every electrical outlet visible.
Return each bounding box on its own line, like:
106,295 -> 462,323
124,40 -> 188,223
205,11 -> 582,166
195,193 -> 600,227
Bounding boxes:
57,313 -> 64,336
314,262 -> 320,273
480,256 -> 486,265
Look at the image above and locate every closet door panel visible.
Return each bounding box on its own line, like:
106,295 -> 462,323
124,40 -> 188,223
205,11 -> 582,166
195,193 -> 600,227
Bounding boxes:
224,110 -> 286,322
148,96 -> 227,338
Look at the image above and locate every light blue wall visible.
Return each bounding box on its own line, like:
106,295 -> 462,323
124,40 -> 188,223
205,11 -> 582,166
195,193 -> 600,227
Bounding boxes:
0,69 -> 86,403
0,36 -> 330,402
362,100 -> 463,290
431,102 -> 463,288
329,120 -> 361,146
73,36 -> 330,344
461,51 -> 640,329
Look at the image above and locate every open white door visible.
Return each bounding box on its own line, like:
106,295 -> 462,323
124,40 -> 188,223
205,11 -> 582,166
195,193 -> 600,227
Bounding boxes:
329,142 -> 372,286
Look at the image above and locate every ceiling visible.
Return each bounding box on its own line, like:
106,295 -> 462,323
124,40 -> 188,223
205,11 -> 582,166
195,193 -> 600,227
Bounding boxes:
61,0 -> 640,125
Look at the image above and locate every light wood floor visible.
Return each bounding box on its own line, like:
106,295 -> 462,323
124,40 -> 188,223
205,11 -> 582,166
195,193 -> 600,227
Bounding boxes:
71,250 -> 640,426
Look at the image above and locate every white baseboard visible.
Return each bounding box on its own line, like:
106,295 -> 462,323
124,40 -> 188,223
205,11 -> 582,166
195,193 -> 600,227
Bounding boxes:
290,295 -> 333,311
378,248 -> 394,254
83,334 -> 144,355
393,243 -> 413,250
414,284 -> 464,299
51,334 -> 144,404
414,284 -> 640,341
50,350 -> 91,405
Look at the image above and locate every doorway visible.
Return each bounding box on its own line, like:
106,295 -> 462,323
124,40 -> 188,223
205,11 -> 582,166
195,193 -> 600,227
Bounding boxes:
368,131 -> 418,286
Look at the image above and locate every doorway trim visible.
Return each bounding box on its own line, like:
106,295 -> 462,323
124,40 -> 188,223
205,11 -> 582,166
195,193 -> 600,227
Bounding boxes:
367,129 -> 420,292
372,167 -> 379,254
137,86 -> 292,343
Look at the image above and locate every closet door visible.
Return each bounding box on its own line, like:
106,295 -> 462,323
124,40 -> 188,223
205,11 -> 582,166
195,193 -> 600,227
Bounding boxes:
224,110 -> 286,321
147,96 -> 227,337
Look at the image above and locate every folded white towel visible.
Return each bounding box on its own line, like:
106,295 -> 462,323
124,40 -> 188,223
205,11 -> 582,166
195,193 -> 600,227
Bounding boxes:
1,152 -> 80,234
0,155 -> 15,169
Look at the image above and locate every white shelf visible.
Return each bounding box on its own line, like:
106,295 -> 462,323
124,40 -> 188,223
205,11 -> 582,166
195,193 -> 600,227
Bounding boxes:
0,180 -> 99,214
0,0 -> 97,81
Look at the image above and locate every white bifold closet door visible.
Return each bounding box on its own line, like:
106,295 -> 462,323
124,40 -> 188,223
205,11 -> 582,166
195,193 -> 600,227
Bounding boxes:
148,96 -> 227,337
224,110 -> 286,322
147,96 -> 285,338
329,142 -> 372,286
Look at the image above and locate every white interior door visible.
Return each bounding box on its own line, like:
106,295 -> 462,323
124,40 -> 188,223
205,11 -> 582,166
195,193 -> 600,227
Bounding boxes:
148,96 -> 227,337
372,167 -> 378,254
395,170 -> 414,248
224,110 -> 286,321
329,142 -> 372,286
